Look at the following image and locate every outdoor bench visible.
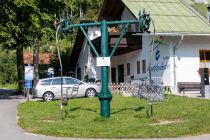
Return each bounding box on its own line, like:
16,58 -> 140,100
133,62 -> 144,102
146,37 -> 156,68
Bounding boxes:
177,82 -> 201,94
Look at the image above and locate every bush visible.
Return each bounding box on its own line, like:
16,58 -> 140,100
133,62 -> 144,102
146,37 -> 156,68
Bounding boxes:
0,50 -> 17,84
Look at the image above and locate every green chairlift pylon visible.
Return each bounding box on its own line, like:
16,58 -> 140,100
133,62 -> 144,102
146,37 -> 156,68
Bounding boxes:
59,9 -> 151,118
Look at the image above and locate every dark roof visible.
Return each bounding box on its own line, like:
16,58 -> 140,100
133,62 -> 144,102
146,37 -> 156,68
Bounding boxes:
69,28 -> 84,69
98,0 -> 124,21
92,32 -> 142,56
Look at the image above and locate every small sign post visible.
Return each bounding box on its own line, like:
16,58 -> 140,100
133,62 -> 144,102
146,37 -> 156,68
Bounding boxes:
25,66 -> 34,80
24,65 -> 34,101
96,57 -> 110,67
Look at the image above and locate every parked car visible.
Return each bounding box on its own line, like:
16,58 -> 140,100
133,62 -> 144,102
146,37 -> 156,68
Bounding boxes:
32,77 -> 101,101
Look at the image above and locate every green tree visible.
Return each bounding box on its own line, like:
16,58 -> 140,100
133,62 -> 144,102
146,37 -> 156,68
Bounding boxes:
61,0 -> 103,20
50,36 -> 74,75
0,0 -> 32,93
0,49 -> 18,84
0,0 -> 103,93
0,0 -> 64,93
28,0 -> 64,84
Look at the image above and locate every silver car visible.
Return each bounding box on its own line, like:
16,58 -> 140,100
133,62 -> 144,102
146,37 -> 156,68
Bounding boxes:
32,77 -> 101,101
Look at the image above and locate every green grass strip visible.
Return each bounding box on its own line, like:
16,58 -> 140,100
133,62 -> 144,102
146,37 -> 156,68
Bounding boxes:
17,94 -> 210,138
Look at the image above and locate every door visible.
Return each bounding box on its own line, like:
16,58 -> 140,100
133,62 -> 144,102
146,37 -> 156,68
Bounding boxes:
64,77 -> 84,97
118,64 -> 124,82
51,78 -> 64,98
111,67 -> 116,82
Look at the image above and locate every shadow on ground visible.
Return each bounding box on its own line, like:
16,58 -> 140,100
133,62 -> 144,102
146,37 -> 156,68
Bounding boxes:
111,106 -> 145,114
0,89 -> 22,100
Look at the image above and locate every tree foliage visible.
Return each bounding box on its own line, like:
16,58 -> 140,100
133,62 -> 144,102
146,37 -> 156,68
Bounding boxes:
50,36 -> 74,73
0,49 -> 18,84
0,0 -> 64,90
0,0 -> 103,87
56,0 -> 103,20
47,0 -> 103,74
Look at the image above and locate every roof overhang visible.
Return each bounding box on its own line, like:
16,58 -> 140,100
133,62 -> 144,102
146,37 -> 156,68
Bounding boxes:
98,0 -> 124,21
92,32 -> 142,56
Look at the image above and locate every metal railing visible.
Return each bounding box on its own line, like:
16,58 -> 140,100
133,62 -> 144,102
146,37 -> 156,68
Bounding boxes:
108,79 -> 167,117
108,80 -> 165,102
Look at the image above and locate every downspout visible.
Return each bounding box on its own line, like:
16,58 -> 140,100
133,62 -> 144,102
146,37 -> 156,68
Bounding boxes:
173,35 -> 184,87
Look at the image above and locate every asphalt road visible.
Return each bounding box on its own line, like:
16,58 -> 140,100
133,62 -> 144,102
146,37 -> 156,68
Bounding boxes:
0,89 -> 210,140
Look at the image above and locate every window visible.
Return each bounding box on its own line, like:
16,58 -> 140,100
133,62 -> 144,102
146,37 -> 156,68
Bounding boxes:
127,63 -> 130,75
40,79 -> 52,85
142,59 -> 146,73
137,61 -> 140,74
208,8 -> 210,22
65,78 -> 80,85
52,78 -> 64,85
200,50 -> 210,62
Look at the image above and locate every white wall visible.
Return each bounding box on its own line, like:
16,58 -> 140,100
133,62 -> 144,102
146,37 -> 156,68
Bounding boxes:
145,36 -> 171,86
111,35 -> 172,86
111,35 -> 210,90
111,49 -> 141,82
76,27 -> 101,81
76,40 -> 88,80
119,6 -> 210,88
133,35 -> 210,89
120,7 -> 172,85
175,36 -> 210,83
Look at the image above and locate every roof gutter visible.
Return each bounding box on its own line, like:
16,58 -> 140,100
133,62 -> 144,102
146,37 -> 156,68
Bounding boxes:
134,32 -> 210,36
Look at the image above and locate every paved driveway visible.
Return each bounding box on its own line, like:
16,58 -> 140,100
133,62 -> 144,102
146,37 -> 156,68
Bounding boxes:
0,90 -> 210,140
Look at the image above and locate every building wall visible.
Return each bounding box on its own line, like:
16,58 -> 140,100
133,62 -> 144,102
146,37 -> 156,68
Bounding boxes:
75,6 -> 210,92
175,36 -> 210,83
76,27 -> 101,81
111,35 -> 210,93
118,8 -> 172,85
120,7 -> 210,93
76,40 -> 88,80
111,50 -> 141,82
111,35 -> 172,86
145,36 -> 171,86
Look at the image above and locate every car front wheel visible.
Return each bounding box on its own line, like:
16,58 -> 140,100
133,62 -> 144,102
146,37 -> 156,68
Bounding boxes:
85,88 -> 96,97
43,92 -> 54,101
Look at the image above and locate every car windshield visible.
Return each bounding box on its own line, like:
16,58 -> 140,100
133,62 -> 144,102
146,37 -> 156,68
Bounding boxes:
40,79 -> 52,85
65,78 -> 81,85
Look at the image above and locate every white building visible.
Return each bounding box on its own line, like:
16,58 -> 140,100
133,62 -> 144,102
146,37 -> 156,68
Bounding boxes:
69,0 -> 210,93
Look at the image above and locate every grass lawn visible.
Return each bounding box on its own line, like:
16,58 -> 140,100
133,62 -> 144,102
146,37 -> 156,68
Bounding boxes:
17,94 -> 210,138
0,83 -> 18,89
